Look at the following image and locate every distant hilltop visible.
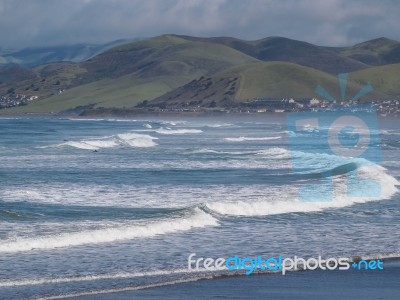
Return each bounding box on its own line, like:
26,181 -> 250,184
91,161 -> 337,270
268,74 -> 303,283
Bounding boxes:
0,35 -> 399,115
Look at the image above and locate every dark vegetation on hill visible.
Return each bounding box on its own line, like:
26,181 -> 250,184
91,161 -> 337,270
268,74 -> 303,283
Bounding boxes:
0,35 -> 399,113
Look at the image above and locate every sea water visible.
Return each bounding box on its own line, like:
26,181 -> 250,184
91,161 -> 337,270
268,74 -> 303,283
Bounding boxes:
0,116 -> 398,299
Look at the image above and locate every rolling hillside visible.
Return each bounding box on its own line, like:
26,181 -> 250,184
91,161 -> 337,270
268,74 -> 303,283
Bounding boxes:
331,37 -> 400,66
151,61 -> 386,107
0,39 -> 136,67
5,35 -> 258,113
350,63 -> 400,97
1,34 -> 399,114
176,35 -> 368,74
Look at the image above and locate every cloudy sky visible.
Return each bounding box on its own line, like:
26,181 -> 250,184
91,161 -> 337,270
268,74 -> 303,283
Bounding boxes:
0,0 -> 399,49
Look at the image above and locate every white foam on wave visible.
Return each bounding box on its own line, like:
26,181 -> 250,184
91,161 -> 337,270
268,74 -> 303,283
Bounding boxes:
143,123 -> 152,129
257,147 -> 382,171
63,139 -> 119,150
155,127 -> 203,135
381,130 -> 400,136
188,148 -> 252,155
206,163 -> 399,216
0,183 -> 284,209
160,120 -> 188,126
0,266 -> 220,288
117,133 -> 158,148
67,118 -> 140,122
0,209 -> 218,253
189,148 -> 221,154
47,132 -> 159,150
206,123 -> 234,128
256,147 -> 290,158
224,136 -> 281,142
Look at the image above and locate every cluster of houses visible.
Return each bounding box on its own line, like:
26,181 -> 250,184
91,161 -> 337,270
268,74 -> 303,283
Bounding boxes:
146,97 -> 400,117
375,100 -> 400,117
227,98 -> 399,116
0,94 -> 38,108
0,93 -> 398,117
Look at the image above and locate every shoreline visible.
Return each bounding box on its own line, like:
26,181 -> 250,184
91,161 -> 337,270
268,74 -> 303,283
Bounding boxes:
0,111 -> 399,122
53,258 -> 400,299
0,111 -> 289,123
0,106 -> 399,122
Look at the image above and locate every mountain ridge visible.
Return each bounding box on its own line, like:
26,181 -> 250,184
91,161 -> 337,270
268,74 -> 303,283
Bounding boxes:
0,39 -> 139,67
1,34 -> 399,114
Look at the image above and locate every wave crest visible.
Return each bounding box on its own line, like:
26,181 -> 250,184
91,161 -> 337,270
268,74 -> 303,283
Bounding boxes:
225,136 -> 281,142
0,209 -> 218,253
206,163 -> 399,216
42,132 -> 159,150
155,128 -> 203,135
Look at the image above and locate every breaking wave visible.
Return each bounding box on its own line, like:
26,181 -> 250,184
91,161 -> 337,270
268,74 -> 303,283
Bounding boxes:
224,136 -> 281,142
155,128 -> 203,135
62,140 -> 118,150
187,148 -> 252,155
117,133 -> 158,147
206,162 -> 399,216
206,123 -> 234,128
0,209 -> 218,253
0,267 -> 217,288
43,133 -> 159,150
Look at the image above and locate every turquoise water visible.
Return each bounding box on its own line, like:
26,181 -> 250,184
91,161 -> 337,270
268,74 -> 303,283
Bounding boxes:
0,117 -> 399,299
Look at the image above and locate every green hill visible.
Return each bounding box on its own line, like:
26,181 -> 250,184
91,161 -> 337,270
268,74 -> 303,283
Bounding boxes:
350,63 -> 400,97
0,39 -> 136,67
6,35 -> 258,113
331,37 -> 400,66
1,35 -> 399,114
151,61 -> 385,107
176,35 -> 368,74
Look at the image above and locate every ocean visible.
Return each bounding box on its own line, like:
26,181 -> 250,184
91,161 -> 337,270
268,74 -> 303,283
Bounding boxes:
0,116 -> 399,299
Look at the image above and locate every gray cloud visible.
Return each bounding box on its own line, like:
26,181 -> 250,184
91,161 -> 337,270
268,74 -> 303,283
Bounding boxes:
0,0 -> 399,49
